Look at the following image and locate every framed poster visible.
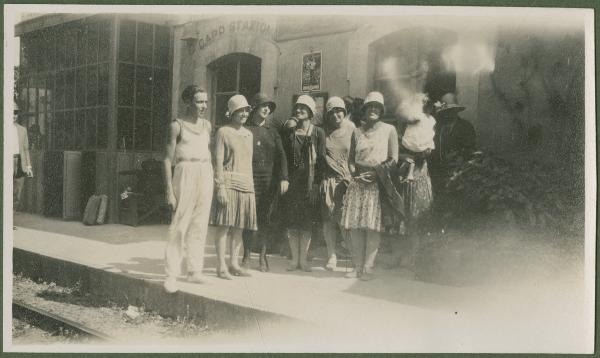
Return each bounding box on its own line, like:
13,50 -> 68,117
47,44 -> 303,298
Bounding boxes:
301,51 -> 322,92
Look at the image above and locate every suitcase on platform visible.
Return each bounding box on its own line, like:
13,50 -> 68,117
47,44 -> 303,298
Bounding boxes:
83,195 -> 101,225
96,194 -> 108,224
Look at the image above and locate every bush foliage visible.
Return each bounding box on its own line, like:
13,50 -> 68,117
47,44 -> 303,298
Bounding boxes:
443,151 -> 576,234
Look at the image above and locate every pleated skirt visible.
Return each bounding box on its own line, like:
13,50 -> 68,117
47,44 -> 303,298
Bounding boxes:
210,188 -> 258,231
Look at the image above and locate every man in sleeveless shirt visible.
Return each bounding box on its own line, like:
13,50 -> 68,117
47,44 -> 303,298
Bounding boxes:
163,86 -> 214,293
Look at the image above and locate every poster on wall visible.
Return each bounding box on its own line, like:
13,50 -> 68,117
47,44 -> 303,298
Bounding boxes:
301,51 -> 322,92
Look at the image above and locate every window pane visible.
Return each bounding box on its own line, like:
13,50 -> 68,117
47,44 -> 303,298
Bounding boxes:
65,70 -> 75,109
117,107 -> 133,150
76,25 -> 86,66
86,21 -> 99,64
66,28 -> 77,68
98,64 -> 109,105
215,60 -> 237,92
64,110 -> 74,150
239,57 -> 261,101
53,111 -> 64,150
97,107 -> 108,149
136,22 -> 153,65
87,65 -> 98,106
118,20 -> 136,62
134,108 -> 151,150
55,72 -> 65,110
214,94 -> 232,126
44,74 -> 54,113
73,110 -> 85,150
152,106 -> 169,151
85,108 -> 96,149
154,25 -> 170,68
29,75 -> 41,114
56,30 -> 66,69
118,63 -> 134,106
152,69 -> 170,111
45,31 -> 55,71
135,65 -> 152,108
98,19 -> 111,63
18,76 -> 28,112
32,112 -> 44,150
20,36 -> 32,70
44,111 -> 52,149
76,67 -> 86,108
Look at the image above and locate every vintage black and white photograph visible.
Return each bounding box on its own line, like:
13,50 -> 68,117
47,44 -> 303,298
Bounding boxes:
3,4 -> 595,353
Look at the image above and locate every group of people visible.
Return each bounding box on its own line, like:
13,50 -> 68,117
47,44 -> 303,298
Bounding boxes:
162,85 -> 475,293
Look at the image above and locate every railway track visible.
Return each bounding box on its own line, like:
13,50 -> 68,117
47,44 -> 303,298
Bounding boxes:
13,300 -> 114,342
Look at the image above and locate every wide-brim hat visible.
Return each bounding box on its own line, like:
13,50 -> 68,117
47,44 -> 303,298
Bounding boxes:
250,93 -> 276,115
227,94 -> 251,116
434,92 -> 466,114
362,91 -> 385,114
294,95 -> 316,117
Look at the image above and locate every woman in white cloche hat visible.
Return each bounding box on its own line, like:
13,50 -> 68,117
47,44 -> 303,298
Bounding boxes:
340,91 -> 399,280
320,96 -> 354,271
210,94 -> 257,279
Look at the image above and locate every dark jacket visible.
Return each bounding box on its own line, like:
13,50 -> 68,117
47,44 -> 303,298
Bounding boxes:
430,116 -> 476,177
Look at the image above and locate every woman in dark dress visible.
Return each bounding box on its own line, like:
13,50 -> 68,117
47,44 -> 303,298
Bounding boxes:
281,95 -> 326,272
241,93 -> 289,272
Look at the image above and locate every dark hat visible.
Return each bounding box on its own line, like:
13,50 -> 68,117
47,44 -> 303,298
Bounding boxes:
434,92 -> 466,114
250,93 -> 276,114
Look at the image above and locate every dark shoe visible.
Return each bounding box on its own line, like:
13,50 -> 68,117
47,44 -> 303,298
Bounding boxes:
258,256 -> 270,272
241,256 -> 250,268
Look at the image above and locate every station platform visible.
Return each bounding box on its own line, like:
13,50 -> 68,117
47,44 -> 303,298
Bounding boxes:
11,213 -> 590,352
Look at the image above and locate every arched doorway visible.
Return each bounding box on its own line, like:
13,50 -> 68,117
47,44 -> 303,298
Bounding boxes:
208,53 -> 261,126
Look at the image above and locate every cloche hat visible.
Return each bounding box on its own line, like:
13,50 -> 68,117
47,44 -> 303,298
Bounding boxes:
227,94 -> 251,116
325,96 -> 347,115
362,91 -> 385,114
294,95 -> 316,117
250,93 -> 276,114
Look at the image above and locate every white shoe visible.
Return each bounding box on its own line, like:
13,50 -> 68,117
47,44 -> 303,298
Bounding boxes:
164,276 -> 178,293
325,255 -> 337,271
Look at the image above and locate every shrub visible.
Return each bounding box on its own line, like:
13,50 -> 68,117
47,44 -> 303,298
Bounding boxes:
443,151 -> 575,235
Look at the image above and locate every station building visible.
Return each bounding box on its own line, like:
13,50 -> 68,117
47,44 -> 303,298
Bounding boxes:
14,12 -> 585,223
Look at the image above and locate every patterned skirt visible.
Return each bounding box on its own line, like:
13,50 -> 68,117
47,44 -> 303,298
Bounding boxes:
340,180 -> 383,232
210,188 -> 257,231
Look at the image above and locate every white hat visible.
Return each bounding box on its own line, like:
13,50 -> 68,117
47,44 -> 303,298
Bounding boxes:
227,94 -> 251,116
363,91 -> 385,114
325,96 -> 346,114
294,95 -> 316,117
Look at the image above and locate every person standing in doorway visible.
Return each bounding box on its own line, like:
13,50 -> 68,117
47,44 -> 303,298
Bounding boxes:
12,104 -> 33,214
211,94 -> 257,280
281,95 -> 326,272
340,91 -> 399,280
163,86 -> 213,293
320,96 -> 354,271
429,92 -> 476,231
241,93 -> 289,272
